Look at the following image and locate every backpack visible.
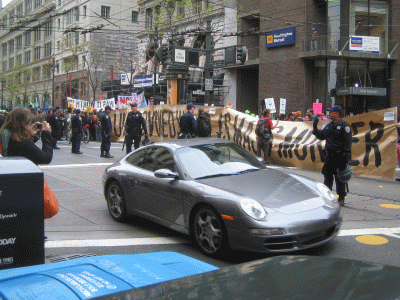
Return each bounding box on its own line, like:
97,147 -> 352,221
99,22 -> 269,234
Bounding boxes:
198,116 -> 212,136
0,129 -> 11,157
255,117 -> 270,136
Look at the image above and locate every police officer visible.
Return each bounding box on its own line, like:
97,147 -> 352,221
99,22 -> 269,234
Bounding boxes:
70,109 -> 83,154
48,108 -> 60,149
312,105 -> 352,206
125,102 -> 148,154
100,105 -> 114,158
178,103 -> 198,138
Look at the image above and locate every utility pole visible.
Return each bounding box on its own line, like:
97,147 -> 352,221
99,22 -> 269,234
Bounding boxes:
52,56 -> 55,108
153,27 -> 159,105
204,20 -> 212,104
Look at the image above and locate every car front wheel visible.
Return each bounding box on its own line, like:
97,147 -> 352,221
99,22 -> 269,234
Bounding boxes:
106,181 -> 127,222
192,205 -> 227,256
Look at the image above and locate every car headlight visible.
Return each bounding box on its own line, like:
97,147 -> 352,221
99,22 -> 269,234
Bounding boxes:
240,197 -> 266,220
316,182 -> 335,202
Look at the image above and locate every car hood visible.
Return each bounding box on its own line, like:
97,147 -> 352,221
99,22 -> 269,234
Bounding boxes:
196,169 -> 324,214
113,255 -> 400,300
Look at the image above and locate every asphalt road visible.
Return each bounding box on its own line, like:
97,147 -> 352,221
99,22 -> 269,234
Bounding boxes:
42,139 -> 400,269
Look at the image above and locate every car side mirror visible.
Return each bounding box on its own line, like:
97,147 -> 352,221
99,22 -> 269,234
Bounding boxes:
256,157 -> 264,163
154,169 -> 179,180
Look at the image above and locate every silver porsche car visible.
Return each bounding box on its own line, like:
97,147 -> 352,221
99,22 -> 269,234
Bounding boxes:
102,138 -> 342,256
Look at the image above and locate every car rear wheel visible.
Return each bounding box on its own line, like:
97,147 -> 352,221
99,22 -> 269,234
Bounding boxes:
106,181 -> 127,222
192,205 -> 227,256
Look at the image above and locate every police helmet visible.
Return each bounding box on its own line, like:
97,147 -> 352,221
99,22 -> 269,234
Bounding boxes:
337,165 -> 353,183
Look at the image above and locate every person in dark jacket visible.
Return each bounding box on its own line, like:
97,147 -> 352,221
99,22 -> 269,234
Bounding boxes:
179,103 -> 198,138
71,109 -> 83,154
197,108 -> 211,137
125,102 -> 148,154
0,107 -> 53,164
100,105 -> 113,158
312,105 -> 352,206
48,108 -> 60,149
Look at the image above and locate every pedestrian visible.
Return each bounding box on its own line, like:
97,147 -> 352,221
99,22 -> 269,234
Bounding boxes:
294,111 -> 304,122
285,112 -> 294,121
312,105 -> 352,206
311,28 -> 318,51
255,109 -> 279,164
178,103 -> 198,138
124,102 -> 148,154
48,108 -> 60,149
305,108 -> 319,121
70,109 -> 83,154
100,105 -> 114,158
0,107 -> 53,164
197,108 -> 212,137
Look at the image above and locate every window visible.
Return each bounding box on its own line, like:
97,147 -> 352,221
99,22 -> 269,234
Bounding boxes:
16,35 -> 22,50
101,6 -> 110,19
132,11 -> 138,23
44,21 -> 52,37
2,61 -> 7,71
34,26 -> 41,42
64,56 -> 78,72
16,73 -> 21,84
9,9 -> 15,25
25,70 -> 31,82
44,42 -> 51,57
66,9 -> 73,25
177,1 -> 185,18
57,40 -> 60,51
1,16 -> 7,28
43,64 -> 52,79
25,0 -> 32,13
126,149 -> 148,168
145,8 -> 152,29
9,40 -> 14,54
34,46 -> 41,60
32,67 -> 40,81
16,4 -> 23,19
144,147 -> 176,172
82,32 -> 86,42
58,0 -> 61,6
24,50 -> 31,63
74,7 -> 79,21
80,82 -> 86,98
9,57 -> 14,69
75,32 -> 79,45
25,31 -> 31,46
57,18 -> 60,29
16,54 -> 22,65
34,0 -> 42,9
2,44 -> 7,57
192,0 -> 201,14
83,5 -> 87,18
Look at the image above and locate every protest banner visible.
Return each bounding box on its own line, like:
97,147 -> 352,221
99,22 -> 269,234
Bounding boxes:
109,106 -> 397,180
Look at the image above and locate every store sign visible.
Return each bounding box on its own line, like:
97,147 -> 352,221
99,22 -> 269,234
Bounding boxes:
336,87 -> 386,96
133,75 -> 154,88
266,27 -> 295,48
350,36 -> 380,53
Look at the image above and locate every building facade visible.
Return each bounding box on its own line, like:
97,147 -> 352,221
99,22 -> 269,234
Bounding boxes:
236,0 -> 399,116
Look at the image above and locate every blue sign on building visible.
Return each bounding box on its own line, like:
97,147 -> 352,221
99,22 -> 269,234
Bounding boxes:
266,27 -> 296,48
133,75 -> 154,88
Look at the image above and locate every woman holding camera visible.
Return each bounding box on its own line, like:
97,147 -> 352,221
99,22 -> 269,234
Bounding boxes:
0,107 -> 53,165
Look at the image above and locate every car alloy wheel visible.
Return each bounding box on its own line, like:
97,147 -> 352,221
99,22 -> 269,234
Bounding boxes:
106,181 -> 126,222
193,206 -> 226,256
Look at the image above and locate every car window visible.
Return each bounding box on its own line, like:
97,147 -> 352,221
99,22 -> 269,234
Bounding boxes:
126,149 -> 148,168
142,147 -> 176,173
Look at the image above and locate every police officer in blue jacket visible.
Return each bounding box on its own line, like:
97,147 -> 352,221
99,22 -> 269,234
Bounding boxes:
71,109 -> 83,154
312,105 -> 352,206
178,103 -> 198,139
100,105 -> 113,158
125,102 -> 148,154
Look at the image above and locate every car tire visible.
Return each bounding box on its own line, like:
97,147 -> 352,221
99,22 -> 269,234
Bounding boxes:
106,181 -> 127,222
192,205 -> 227,256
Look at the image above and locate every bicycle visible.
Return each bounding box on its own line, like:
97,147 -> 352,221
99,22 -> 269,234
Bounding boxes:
82,129 -> 90,143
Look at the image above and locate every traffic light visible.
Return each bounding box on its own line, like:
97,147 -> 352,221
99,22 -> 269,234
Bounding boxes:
155,45 -> 169,63
236,46 -> 248,63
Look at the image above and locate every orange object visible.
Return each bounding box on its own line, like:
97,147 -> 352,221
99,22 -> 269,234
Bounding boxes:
44,180 -> 59,219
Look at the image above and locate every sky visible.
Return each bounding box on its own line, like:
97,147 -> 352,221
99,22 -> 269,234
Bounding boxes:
2,0 -> 13,8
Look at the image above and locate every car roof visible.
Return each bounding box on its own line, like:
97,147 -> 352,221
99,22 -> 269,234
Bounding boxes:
147,138 -> 233,150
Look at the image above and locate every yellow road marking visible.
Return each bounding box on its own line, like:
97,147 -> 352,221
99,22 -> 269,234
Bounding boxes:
380,204 -> 400,209
355,235 -> 389,245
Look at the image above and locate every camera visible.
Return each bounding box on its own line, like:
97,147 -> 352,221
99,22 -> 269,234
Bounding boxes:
36,123 -> 43,130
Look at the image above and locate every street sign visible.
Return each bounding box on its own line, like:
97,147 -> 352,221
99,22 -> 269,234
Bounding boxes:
175,49 -> 186,63
205,79 -> 213,91
193,90 -> 205,95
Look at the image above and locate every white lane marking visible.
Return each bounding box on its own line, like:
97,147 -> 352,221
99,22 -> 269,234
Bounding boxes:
44,227 -> 400,248
40,163 -> 113,169
45,237 -> 188,248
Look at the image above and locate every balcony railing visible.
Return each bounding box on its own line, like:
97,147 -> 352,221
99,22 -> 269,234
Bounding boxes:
300,36 -> 398,60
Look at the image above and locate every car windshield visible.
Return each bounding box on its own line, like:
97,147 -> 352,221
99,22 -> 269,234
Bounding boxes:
176,143 -> 266,180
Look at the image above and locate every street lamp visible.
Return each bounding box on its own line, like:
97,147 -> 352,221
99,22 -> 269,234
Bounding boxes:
0,79 -> 5,110
130,59 -> 135,94
52,56 -> 56,108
